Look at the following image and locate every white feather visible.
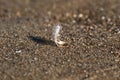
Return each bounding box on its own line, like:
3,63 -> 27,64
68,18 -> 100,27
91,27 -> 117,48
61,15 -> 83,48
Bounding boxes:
53,24 -> 66,46
53,24 -> 61,42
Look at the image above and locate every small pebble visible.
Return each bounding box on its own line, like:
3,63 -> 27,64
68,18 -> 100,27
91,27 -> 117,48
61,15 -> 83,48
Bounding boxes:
15,50 -> 22,53
78,13 -> 83,18
101,16 -> 105,20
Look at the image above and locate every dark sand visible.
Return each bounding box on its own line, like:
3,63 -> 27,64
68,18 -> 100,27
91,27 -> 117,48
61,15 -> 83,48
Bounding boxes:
0,0 -> 120,80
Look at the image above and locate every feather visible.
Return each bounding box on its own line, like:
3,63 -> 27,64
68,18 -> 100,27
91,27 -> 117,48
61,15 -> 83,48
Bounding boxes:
53,24 -> 66,46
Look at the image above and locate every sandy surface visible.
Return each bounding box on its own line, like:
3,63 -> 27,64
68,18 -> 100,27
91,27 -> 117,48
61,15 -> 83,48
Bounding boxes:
0,0 -> 120,80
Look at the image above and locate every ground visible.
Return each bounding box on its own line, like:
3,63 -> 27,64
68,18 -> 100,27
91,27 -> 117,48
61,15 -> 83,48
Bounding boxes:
0,0 -> 120,80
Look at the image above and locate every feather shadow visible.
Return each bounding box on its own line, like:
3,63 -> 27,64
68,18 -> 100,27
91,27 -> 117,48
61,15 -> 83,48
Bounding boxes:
28,36 -> 56,46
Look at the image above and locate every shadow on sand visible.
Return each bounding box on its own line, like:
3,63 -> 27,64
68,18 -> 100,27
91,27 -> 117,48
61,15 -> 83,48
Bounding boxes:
28,36 -> 56,46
